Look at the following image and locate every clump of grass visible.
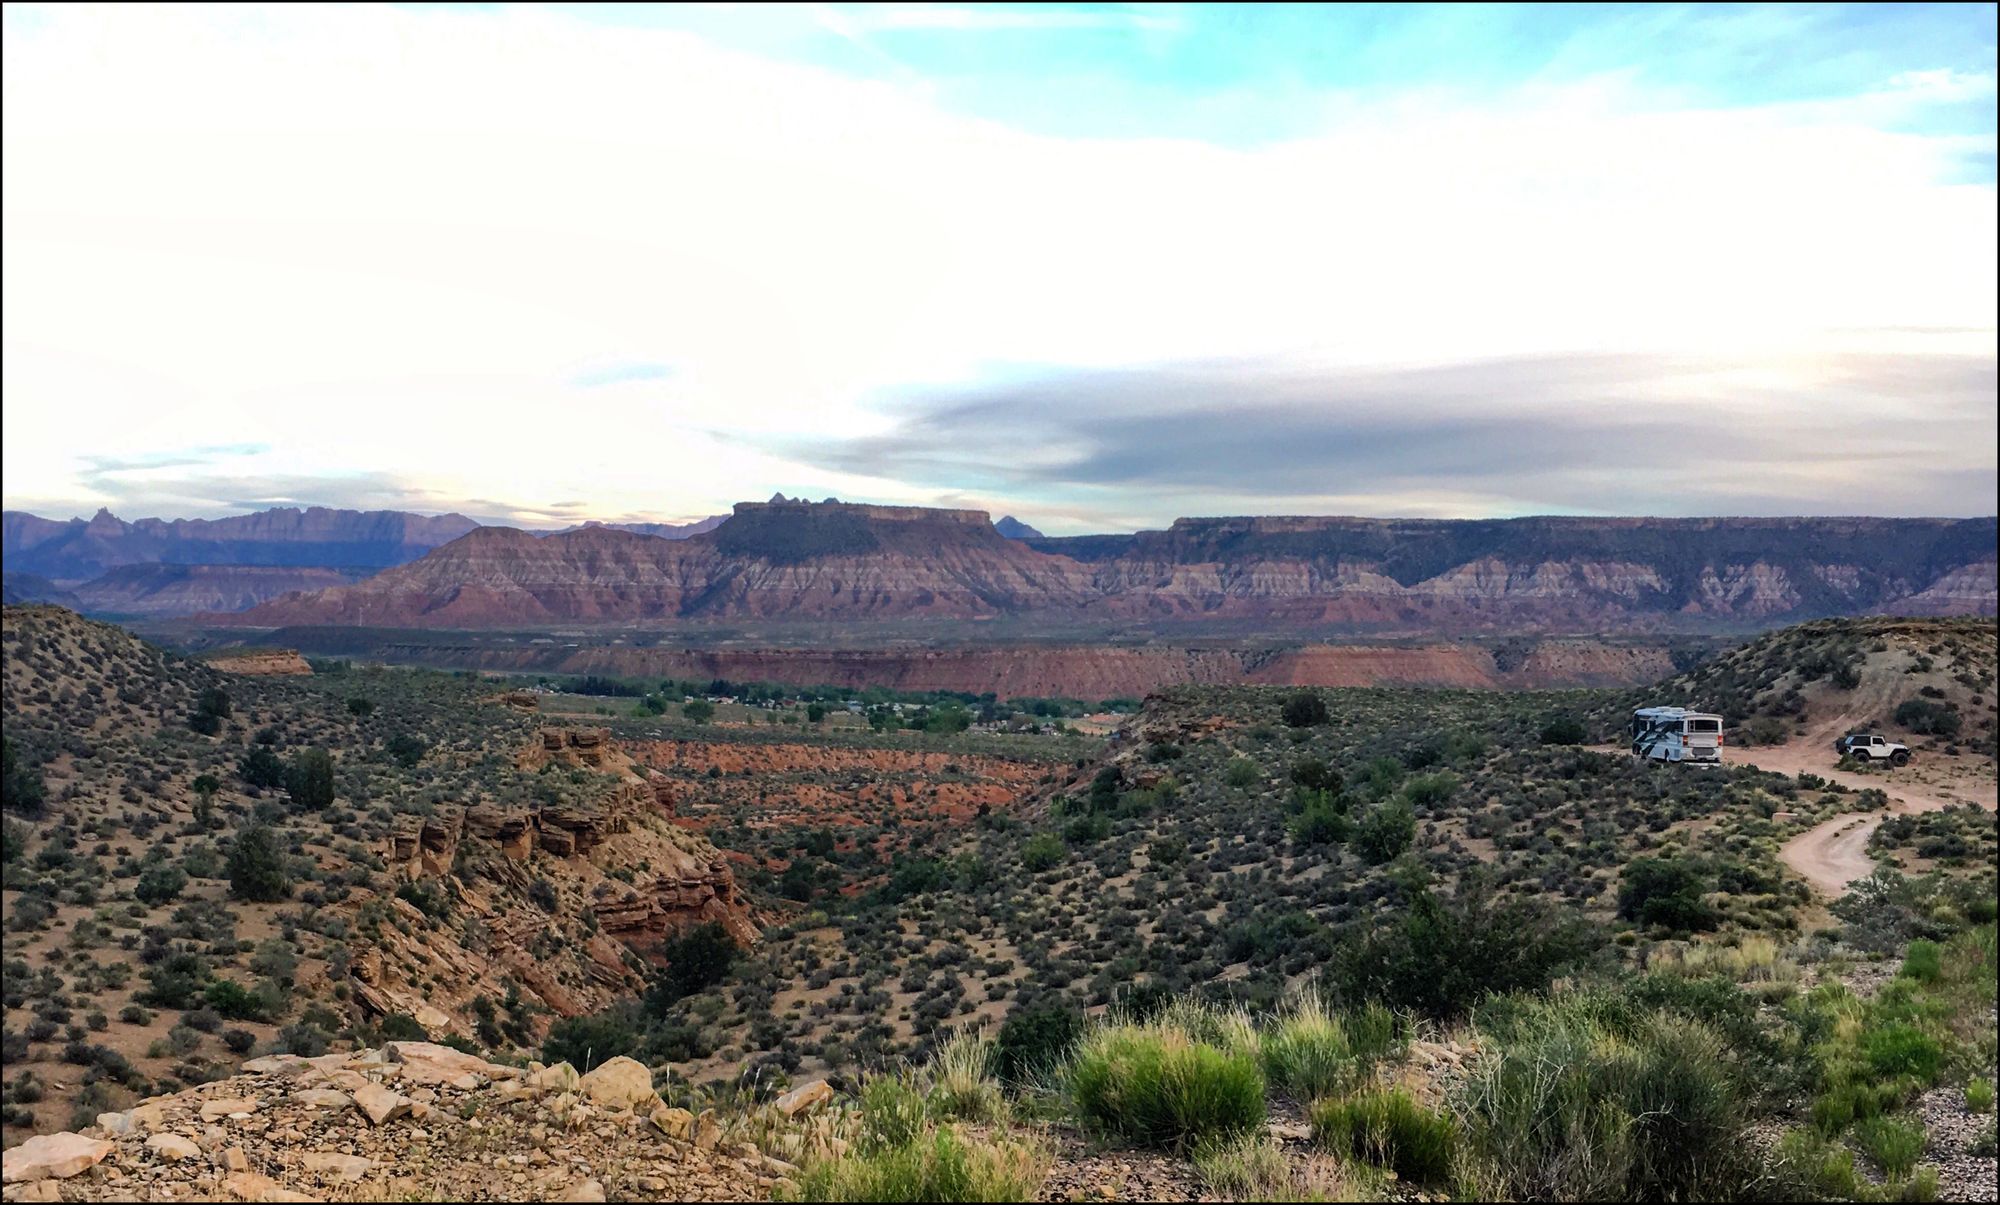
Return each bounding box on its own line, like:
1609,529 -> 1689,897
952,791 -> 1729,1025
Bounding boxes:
1067,1010 -> 1266,1150
1967,1078 -> 1995,1114
1462,995 -> 1752,1202
1310,1087 -> 1456,1186
1651,935 -> 1801,1000
1899,939 -> 1943,984
1855,1116 -> 1925,1180
785,1063 -> 1047,1203
927,1030 -> 1002,1123
784,1125 -> 1047,1203
1253,990 -> 1406,1104
1192,1133 -> 1291,1199
1775,1128 -> 1860,1200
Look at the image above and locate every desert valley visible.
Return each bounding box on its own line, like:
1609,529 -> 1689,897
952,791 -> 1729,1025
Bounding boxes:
3,499 -> 1997,1203
6,3 -> 1998,1201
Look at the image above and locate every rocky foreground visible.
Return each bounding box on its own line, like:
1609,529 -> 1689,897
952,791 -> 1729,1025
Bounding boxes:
0,1043 -> 828,1203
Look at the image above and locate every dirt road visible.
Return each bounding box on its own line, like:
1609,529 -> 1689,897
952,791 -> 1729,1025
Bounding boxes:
1717,741 -> 1996,900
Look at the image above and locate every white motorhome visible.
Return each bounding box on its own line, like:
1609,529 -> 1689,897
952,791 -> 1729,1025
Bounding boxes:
1631,707 -> 1724,763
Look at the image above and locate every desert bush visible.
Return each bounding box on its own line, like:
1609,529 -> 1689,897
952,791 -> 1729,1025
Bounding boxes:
134,863 -> 188,906
993,1001 -> 1083,1086
1893,699 -> 1960,737
1463,995 -> 1752,1201
1312,1087 -> 1457,1185
1259,990 -> 1397,1102
1855,1116 -> 1925,1180
1354,799 -> 1415,864
542,1008 -> 640,1073
1020,832 -> 1065,872
1617,857 -> 1717,934
646,922 -> 736,1008
1066,1018 -> 1265,1150
926,1031 -> 1002,1123
1281,691 -> 1329,728
1325,876 -> 1602,1019
1539,715 -> 1588,745
226,825 -> 290,902
786,1084 -> 1045,1205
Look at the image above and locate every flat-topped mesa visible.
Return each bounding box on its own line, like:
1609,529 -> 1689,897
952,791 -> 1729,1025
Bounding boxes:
729,499 -> 993,525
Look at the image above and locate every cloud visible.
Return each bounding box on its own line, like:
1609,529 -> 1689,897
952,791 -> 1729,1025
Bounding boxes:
1,4 -> 1993,529
786,351 -> 1999,520
569,361 -> 676,388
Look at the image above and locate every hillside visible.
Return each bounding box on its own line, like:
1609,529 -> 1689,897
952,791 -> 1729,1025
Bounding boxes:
4,609 -> 1996,1202
1,606 -> 754,1143
1624,617 -> 1999,752
222,503 -> 1998,633
66,566 -> 367,619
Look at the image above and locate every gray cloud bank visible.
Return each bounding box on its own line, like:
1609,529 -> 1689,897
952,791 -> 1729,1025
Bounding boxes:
789,351 -> 1998,520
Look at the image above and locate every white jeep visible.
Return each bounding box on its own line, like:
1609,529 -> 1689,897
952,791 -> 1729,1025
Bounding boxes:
1835,732 -> 1911,766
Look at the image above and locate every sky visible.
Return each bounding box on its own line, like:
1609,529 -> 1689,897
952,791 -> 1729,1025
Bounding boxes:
3,3 -> 1995,535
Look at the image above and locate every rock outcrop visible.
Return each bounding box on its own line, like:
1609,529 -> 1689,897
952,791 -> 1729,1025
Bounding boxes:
14,1044 -> 811,1202
204,648 -> 314,676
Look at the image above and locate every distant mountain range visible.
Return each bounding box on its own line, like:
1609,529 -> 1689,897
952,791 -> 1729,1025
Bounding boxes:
211,501 -> 1997,633
1,505 -> 722,617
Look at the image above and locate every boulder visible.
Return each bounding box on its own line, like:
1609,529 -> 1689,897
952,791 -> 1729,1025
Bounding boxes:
5,1183 -> 63,1203
528,1062 -> 580,1094
199,1098 -> 261,1121
554,1179 -> 606,1203
288,1090 -> 353,1111
221,1170 -> 321,1202
774,1079 -> 832,1117
220,1148 -> 251,1172
385,1041 -> 494,1090
352,1082 -> 413,1127
144,1133 -> 202,1162
649,1106 -> 694,1141
300,1152 -> 373,1182
577,1057 -> 657,1112
2,1133 -> 116,1182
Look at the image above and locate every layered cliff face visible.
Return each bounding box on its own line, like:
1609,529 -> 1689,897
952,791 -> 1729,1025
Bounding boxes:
223,504 -> 1997,632
2,505 -> 480,582
68,563 -> 367,617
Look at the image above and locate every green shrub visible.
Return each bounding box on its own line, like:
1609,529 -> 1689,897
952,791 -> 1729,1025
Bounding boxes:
1539,715 -> 1588,745
785,1124 -> 1045,1203
1617,857 -> 1717,934
993,1002 -> 1082,1086
1464,997 -> 1752,1201
1288,794 -> 1350,846
1281,691 -> 1329,728
226,825 -> 289,903
927,1032 -> 1001,1123
1311,1088 -> 1457,1185
645,922 -> 735,1008
1967,1078 -> 1995,1113
1223,758 -> 1261,788
285,748 -> 336,811
1855,1116 -> 1924,1179
1259,991 -> 1394,1102
1288,758 -> 1342,794
1066,1025 -> 1266,1150
542,1009 -> 640,1073
859,1075 -> 931,1153
1893,699 -> 1960,737
134,864 -> 187,906
1899,940 -> 1943,984
1354,799 -> 1415,864
1020,833 -> 1065,872
1864,1023 -> 1943,1082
